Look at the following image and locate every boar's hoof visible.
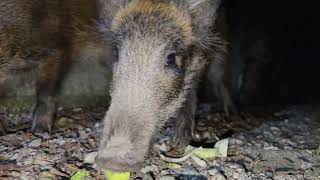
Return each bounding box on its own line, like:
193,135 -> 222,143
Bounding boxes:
168,131 -> 193,155
31,105 -> 55,133
0,121 -> 7,135
193,125 -> 219,144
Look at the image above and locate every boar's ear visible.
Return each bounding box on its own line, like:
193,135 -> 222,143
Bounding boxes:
97,0 -> 130,29
181,0 -> 222,40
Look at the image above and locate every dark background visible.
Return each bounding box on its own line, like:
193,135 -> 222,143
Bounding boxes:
224,0 -> 320,105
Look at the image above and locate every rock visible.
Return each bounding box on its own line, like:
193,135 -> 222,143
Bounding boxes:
85,128 -> 91,133
39,171 -> 58,180
232,172 -> 240,179
84,152 -> 98,164
264,171 -> 273,178
263,145 -> 279,150
22,156 -> 33,165
209,175 -> 226,180
159,175 -> 175,180
141,164 -> 159,174
40,164 -> 53,171
208,167 -> 226,180
28,139 -> 42,148
156,143 -> 169,152
56,138 -> 66,146
143,173 -> 155,180
73,108 -> 83,112
208,168 -> 221,176
191,155 -> 207,168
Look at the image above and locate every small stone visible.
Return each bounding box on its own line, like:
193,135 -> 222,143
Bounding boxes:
233,172 -> 240,179
265,171 -> 273,178
209,175 -> 226,180
95,122 -> 103,128
72,108 -> 83,112
263,145 -> 279,150
300,161 -> 313,170
191,155 -> 207,168
143,173 -> 155,180
84,152 -> 98,164
39,171 -> 58,180
208,168 -> 221,176
157,143 -> 169,152
56,138 -> 66,146
40,164 -> 53,171
159,175 -> 175,180
22,156 -> 33,165
10,153 -> 19,160
141,164 -> 159,174
28,139 -> 42,148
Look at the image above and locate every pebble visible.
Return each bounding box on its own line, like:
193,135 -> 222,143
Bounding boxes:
40,164 -> 54,171
141,164 -> 159,174
191,155 -> 207,168
143,174 -> 155,180
28,139 -> 42,148
56,138 -> 66,146
95,122 -> 103,128
39,171 -> 58,180
264,171 -> 273,178
209,175 -> 226,180
264,145 -> 279,150
232,172 -> 240,179
72,108 -> 83,112
9,153 -> 19,160
208,168 -> 221,176
85,128 -> 91,133
84,152 -> 98,164
22,156 -> 33,165
159,175 -> 175,180
156,143 -> 169,152
300,161 -> 313,170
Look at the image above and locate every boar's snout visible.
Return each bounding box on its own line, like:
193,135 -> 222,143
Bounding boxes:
95,136 -> 144,172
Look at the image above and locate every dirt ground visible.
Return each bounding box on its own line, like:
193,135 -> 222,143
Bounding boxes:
0,105 -> 319,180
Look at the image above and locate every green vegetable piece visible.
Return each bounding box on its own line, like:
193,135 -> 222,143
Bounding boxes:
215,138 -> 229,157
193,139 -> 229,159
104,170 -> 130,180
168,163 -> 181,169
70,170 -> 91,180
193,148 -> 219,159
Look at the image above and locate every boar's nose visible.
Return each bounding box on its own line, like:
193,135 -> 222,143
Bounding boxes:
95,153 -> 143,172
95,137 -> 144,172
96,156 -> 143,172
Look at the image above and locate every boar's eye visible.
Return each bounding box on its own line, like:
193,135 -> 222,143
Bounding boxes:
165,53 -> 183,69
166,53 -> 176,67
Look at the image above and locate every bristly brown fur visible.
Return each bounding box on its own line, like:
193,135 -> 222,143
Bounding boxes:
1,0 -> 107,133
96,0 -> 235,172
112,0 -> 193,44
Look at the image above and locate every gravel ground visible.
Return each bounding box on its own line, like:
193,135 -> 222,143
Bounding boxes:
0,105 -> 319,180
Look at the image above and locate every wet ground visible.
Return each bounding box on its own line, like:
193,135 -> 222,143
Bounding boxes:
0,105 -> 319,179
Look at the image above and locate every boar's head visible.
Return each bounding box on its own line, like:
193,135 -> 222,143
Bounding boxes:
96,0 -> 222,172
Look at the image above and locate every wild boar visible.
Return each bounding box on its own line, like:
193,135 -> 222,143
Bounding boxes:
0,0 -> 103,133
95,0 -> 234,172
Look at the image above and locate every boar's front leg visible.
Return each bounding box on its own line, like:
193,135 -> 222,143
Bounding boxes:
32,51 -> 70,133
170,89 -> 197,153
208,53 -> 237,116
